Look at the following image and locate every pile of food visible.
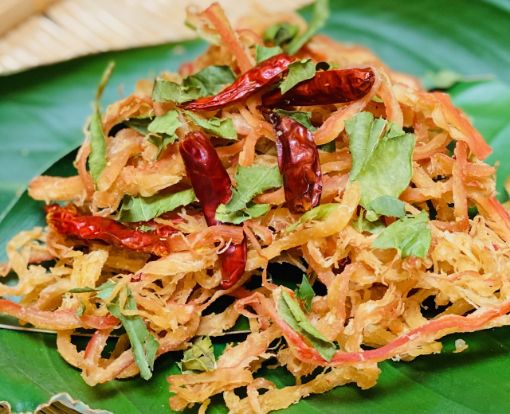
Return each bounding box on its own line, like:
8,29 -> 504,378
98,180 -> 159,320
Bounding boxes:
2,0 -> 510,412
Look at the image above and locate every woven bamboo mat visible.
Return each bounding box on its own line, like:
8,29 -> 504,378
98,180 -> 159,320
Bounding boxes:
0,0 -> 312,75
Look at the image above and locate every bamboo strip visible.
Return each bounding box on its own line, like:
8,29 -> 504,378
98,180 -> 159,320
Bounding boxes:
0,0 -> 312,74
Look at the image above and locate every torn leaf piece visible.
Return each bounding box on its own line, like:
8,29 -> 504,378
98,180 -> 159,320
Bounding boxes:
255,45 -> 283,64
273,109 -> 316,131
147,110 -> 181,136
346,111 -> 415,208
279,59 -> 316,94
152,65 -> 236,104
295,274 -> 315,312
368,195 -> 406,218
372,212 -> 432,258
178,336 -> 216,374
286,203 -> 339,232
185,111 -> 236,140
118,188 -> 196,222
216,165 -> 282,224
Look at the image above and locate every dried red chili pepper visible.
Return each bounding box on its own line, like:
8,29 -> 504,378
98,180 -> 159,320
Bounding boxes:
267,112 -> 322,213
45,204 -> 176,256
179,131 -> 247,288
262,68 -> 375,107
182,54 -> 296,111
179,131 -> 232,225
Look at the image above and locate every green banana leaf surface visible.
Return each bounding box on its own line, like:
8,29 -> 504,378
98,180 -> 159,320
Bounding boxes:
1,1 -> 510,413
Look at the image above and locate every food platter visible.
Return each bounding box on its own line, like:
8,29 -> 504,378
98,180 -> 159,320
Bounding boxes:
1,1 -> 510,412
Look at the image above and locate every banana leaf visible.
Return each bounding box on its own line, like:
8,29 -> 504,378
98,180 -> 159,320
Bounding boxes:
1,1 -> 510,413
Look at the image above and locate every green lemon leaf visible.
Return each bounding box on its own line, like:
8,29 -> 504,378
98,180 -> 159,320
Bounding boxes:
278,291 -> 337,361
263,22 -> 299,46
279,59 -> 316,94
107,287 -> 159,381
255,45 -> 283,64
346,112 -> 415,208
286,203 -> 339,232
118,189 -> 196,222
152,65 -> 235,104
184,111 -> 237,140
88,62 -> 115,186
177,337 -> 216,374
284,0 -> 330,55
372,212 -> 432,258
216,165 -> 282,224
295,275 -> 315,312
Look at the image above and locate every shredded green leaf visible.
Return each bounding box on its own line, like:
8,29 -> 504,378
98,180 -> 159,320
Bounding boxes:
124,117 -> 153,135
346,112 -> 415,208
296,275 -> 315,312
278,291 -> 337,361
368,195 -> 406,218
88,61 -> 115,186
286,203 -> 339,232
69,287 -> 97,294
372,212 -> 432,258
148,110 -> 181,136
215,203 -> 270,225
274,109 -> 316,131
284,0 -> 330,55
216,165 -> 282,224
255,45 -> 283,64
177,337 -> 216,374
263,22 -> 299,46
152,65 -> 235,104
94,280 -> 117,301
279,59 -> 316,94
353,212 -> 385,235
185,111 -> 237,140
143,110 -> 183,156
273,109 -> 336,151
69,280 -> 116,297
147,135 -> 176,157
118,189 -> 196,223
107,287 -> 159,380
